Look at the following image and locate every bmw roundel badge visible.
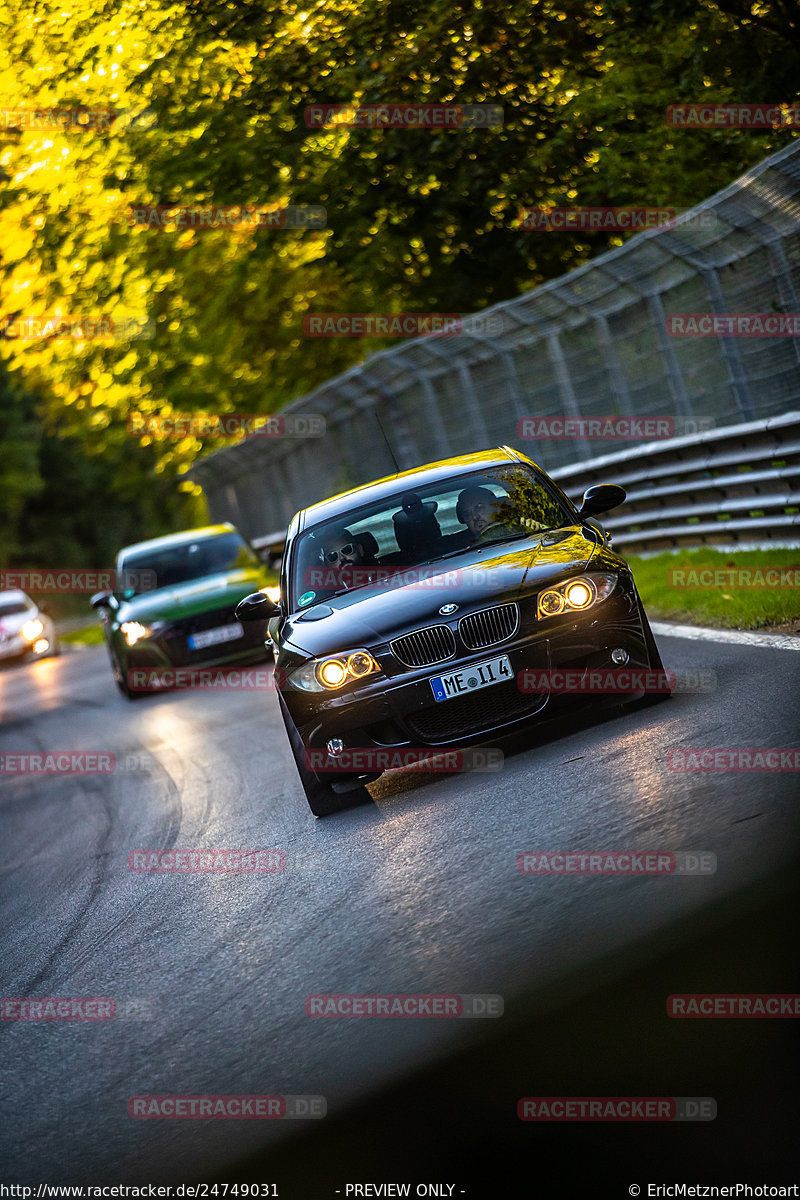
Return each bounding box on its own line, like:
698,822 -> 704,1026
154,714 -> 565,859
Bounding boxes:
439,603 -> 458,615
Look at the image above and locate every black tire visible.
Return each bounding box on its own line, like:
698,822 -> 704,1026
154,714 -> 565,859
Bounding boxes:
623,595 -> 671,709
110,647 -> 145,701
277,692 -> 372,817
637,594 -> 666,674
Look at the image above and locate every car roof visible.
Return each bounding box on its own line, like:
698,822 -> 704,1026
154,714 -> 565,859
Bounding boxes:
117,523 -> 238,557
0,590 -> 31,603
298,446 -> 527,529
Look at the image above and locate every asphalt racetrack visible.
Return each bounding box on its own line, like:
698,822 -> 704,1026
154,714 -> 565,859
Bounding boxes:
1,629 -> 799,1190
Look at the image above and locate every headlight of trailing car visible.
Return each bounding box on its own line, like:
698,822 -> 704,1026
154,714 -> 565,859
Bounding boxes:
289,649 -> 381,693
120,620 -> 167,646
21,619 -> 45,642
537,573 -> 618,620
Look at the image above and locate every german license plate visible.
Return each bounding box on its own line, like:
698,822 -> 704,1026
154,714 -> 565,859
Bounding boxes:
187,623 -> 244,650
430,654 -> 513,702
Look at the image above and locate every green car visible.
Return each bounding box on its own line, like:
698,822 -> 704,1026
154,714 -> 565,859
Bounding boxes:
91,523 -> 275,698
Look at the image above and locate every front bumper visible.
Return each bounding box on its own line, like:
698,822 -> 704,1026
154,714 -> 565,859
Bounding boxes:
0,634 -> 29,660
0,633 -> 53,660
283,583 -> 652,756
118,628 -> 271,675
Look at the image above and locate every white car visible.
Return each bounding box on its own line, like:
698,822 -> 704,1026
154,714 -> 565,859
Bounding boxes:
0,591 -> 59,662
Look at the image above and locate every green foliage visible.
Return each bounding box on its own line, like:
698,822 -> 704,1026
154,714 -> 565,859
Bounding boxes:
0,361 -> 44,566
0,0 -> 797,565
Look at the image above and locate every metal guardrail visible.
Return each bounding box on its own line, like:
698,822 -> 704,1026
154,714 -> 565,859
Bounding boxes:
551,412 -> 800,552
248,414 -> 800,560
190,142 -> 800,552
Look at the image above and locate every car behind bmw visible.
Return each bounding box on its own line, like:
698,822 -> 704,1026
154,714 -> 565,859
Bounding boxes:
92,523 -> 275,698
0,591 -> 59,663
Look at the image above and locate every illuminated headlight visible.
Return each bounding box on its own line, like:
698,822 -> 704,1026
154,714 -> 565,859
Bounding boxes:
121,621 -> 152,646
537,573 -> 618,620
21,619 -> 44,642
289,649 -> 381,692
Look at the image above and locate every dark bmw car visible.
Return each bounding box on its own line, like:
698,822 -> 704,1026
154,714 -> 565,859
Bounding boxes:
92,523 -> 275,697
236,448 -> 667,816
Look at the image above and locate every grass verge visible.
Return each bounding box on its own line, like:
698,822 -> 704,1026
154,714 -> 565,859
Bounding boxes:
61,625 -> 106,645
626,547 -> 800,631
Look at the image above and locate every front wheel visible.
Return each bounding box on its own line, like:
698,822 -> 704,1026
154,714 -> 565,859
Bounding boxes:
110,647 -> 145,701
624,596 -> 671,709
277,692 -> 373,817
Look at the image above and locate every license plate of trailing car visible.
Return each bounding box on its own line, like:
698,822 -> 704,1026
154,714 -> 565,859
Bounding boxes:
430,654 -> 513,702
187,623 -> 244,650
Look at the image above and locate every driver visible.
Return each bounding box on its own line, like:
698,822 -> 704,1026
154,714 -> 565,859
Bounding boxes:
457,486 -> 524,542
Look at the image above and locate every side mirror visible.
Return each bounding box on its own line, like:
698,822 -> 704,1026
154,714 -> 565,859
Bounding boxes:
91,591 -> 119,611
576,484 -> 627,518
235,592 -> 279,622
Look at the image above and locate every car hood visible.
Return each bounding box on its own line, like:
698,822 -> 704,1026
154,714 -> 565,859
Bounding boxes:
284,527 -> 599,657
116,568 -> 266,624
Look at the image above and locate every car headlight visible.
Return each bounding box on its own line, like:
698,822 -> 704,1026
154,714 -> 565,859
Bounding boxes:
121,620 -> 152,646
537,572 -> 618,620
21,619 -> 45,642
289,649 -> 381,692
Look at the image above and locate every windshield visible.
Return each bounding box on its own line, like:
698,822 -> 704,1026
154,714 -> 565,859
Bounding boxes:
118,532 -> 260,597
0,598 -> 31,618
290,464 -> 572,610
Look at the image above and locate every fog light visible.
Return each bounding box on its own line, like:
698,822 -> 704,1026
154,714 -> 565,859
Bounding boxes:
611,648 -> 629,665
326,738 -> 345,757
33,639 -> 51,654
